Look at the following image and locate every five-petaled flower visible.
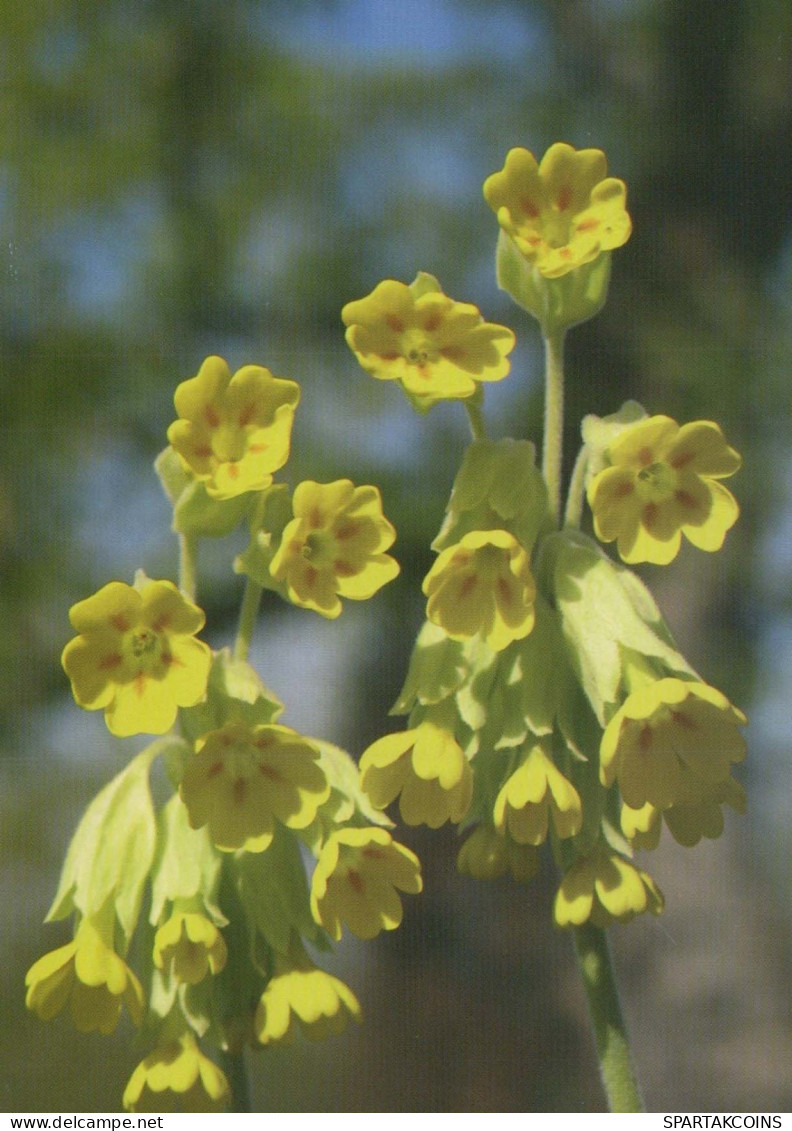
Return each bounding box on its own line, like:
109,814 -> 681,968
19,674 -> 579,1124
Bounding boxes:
422,529 -> 536,652
483,143 -> 632,278
554,847 -> 664,928
180,721 -> 330,852
270,479 -> 399,618
601,678 -> 747,811
61,578 -> 212,738
587,416 -> 742,565
360,721 -> 473,828
123,1031 -> 230,1113
254,946 -> 361,1045
153,911 -> 227,985
493,742 -> 582,846
167,355 -> 299,499
341,274 -> 515,408
310,826 -> 423,941
25,917 -> 144,1034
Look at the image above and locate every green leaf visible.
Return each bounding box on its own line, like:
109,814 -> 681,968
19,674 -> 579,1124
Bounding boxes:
179,647 -> 284,745
233,825 -> 321,954
173,480 -> 253,539
392,619 -> 469,714
47,743 -> 164,944
233,483 -> 293,596
148,794 -> 225,926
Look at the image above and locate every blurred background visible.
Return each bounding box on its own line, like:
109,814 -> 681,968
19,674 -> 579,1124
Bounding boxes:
2,0 -> 792,1113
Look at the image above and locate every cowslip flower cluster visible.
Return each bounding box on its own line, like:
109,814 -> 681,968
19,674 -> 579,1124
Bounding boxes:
347,142 -> 747,938
27,355 -> 416,1112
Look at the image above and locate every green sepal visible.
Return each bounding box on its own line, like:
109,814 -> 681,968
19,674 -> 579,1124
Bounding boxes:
46,743 -> 164,945
232,824 -> 326,955
495,229 -> 613,335
148,794 -> 225,927
580,400 -> 648,481
554,703 -> 604,858
233,483 -> 293,598
298,738 -> 392,854
156,445 -> 255,538
432,438 -> 550,553
541,529 -> 696,725
391,619 -> 469,714
178,647 -> 283,747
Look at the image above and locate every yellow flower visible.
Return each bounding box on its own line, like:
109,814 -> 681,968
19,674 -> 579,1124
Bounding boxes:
180,721 -> 330,852
600,678 -> 747,810
554,847 -> 664,928
153,911 -> 227,985
167,355 -> 299,499
123,1031 -> 230,1113
587,416 -> 741,565
493,742 -> 582,846
61,578 -> 211,738
270,479 -> 399,618
310,827 -> 423,941
483,143 -> 631,278
359,721 -> 473,828
456,824 -> 540,883
422,529 -> 536,652
254,949 -> 361,1045
25,917 -> 144,1034
341,274 -> 515,407
622,774 -> 746,849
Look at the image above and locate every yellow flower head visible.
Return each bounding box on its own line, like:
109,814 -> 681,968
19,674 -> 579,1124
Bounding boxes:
180,721 -> 330,853
600,678 -> 747,810
153,911 -> 227,985
456,824 -> 540,883
310,826 -> 423,941
587,416 -> 741,565
359,721 -> 473,828
554,847 -> 664,928
422,528 -> 536,652
123,1032 -> 230,1113
622,774 -> 746,850
493,742 -> 582,846
25,917 -> 144,1035
483,142 -> 631,279
61,578 -> 211,738
254,950 -> 361,1046
341,273 -> 515,407
167,355 -> 299,500
270,479 -> 399,618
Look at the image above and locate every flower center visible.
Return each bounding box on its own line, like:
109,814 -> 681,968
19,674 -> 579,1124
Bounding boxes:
473,543 -> 507,579
635,461 -> 676,503
302,530 -> 337,570
403,330 -> 438,369
541,208 -> 572,249
122,628 -> 163,672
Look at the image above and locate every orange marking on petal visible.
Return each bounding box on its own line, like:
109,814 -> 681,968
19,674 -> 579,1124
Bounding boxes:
675,490 -> 697,509
227,464 -> 240,478
151,615 -> 170,632
520,197 -> 539,219
385,315 -> 404,334
207,761 -> 224,778
304,565 -> 319,590
347,869 -> 365,894
638,725 -> 654,752
232,779 -> 246,805
333,560 -> 357,578
638,447 -> 653,466
421,311 -> 442,333
556,186 -> 572,212
362,846 -> 385,861
643,502 -> 658,529
193,444 -> 212,459
496,578 -> 514,606
308,507 -> 323,529
671,451 -> 695,470
334,521 -> 359,541
613,481 -> 635,499
238,403 -> 255,427
458,575 -> 478,599
204,406 -> 220,428
379,351 -> 401,362
670,710 -> 695,731
99,653 -> 122,671
258,763 -> 282,782
559,247 -> 573,260
255,734 -> 275,749
247,442 -> 267,454
110,614 -> 130,633
134,673 -> 147,697
440,345 -> 465,362
576,217 -> 600,232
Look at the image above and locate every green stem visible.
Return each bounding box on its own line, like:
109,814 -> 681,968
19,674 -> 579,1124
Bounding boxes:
234,576 -> 263,662
465,398 -> 487,441
542,330 -> 566,525
564,444 -> 589,529
220,1049 -> 252,1113
573,923 -> 645,1112
178,533 -> 198,602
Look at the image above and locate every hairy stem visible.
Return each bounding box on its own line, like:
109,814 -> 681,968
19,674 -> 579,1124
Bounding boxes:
573,923 -> 645,1112
542,331 -> 566,525
178,532 -> 198,602
220,1049 -> 252,1113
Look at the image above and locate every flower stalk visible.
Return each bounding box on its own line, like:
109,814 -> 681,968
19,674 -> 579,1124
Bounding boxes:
542,331 -> 566,525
